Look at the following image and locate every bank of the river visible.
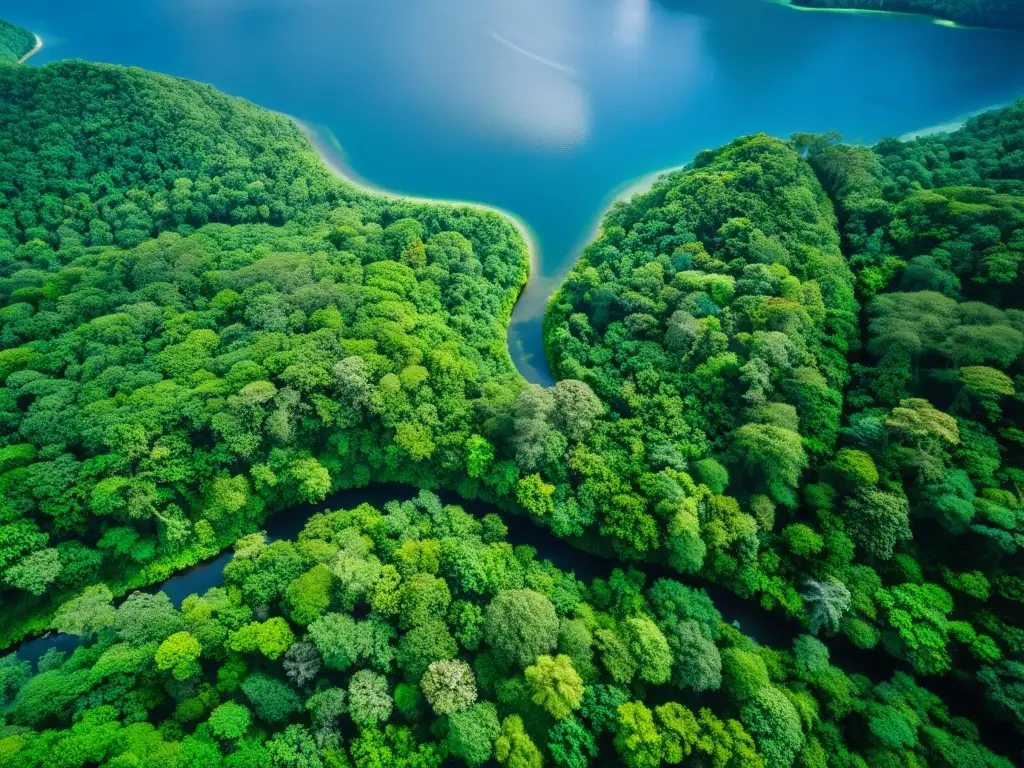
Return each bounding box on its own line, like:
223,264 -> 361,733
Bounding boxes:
293,115 -> 545,383
10,482 -> 856,668
538,160 -> 689,374
13,479 -> 1016,759
18,34 -> 43,64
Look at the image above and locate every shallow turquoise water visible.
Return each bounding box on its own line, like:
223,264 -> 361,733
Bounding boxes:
11,0 -> 1024,383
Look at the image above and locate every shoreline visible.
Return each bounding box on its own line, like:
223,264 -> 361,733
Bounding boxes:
17,33 -> 42,64
291,94 -> 1008,386
529,159 -> 687,384
899,101 -> 1010,140
289,116 -> 541,288
507,158 -> 688,385
764,0 -> 1011,31
584,161 -> 684,245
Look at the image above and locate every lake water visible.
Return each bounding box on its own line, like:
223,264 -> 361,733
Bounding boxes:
10,0 -> 1024,383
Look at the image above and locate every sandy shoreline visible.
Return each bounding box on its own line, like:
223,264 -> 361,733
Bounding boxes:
18,34 -> 43,65
289,97 -> 1002,385
899,101 -> 1010,140
571,161 -> 686,263
289,116 -> 540,283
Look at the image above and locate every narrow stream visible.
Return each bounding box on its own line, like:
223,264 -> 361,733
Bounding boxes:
13,483 -> 808,664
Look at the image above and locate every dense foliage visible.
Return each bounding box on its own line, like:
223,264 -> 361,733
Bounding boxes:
796,98 -> 1024,722
0,492 -> 1011,767
546,134 -> 861,602
0,19 -> 33,64
547,101 -> 1024,741
0,60 -> 352,245
3,21 -> 1024,764
0,59 -> 528,644
788,0 -> 1024,29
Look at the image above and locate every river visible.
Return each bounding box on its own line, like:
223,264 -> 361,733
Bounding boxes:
18,483 -> 797,665
14,481 -> 1018,757
10,0 -> 1024,384
9,482 -> 894,677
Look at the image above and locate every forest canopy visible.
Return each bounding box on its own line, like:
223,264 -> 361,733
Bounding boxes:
547,99 -> 1024,744
0,492 -> 1010,768
2,18 -> 1024,767
0,59 -> 529,646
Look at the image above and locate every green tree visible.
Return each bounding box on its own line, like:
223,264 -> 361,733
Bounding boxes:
286,564 -> 336,625
623,617 -> 672,685
306,687 -> 348,749
485,589 -> 558,668
732,423 -> 808,507
208,701 -> 252,741
721,648 -> 770,702
548,715 -> 598,768
420,659 -> 477,715
669,620 -> 722,692
52,584 -> 115,637
494,714 -> 543,768
801,579 -> 851,635
525,654 -> 584,719
227,617 -> 295,660
741,686 -> 804,768
552,379 -> 604,441
283,640 -> 323,688
266,724 -> 324,768
0,654 -> 30,708
114,592 -> 184,644
845,488 -> 911,560
978,660 -> 1024,734
4,548 -> 61,596
155,631 -> 202,680
242,673 -> 303,723
397,619 -> 458,681
309,613 -> 369,671
349,669 -> 393,727
447,702 -> 501,767
615,701 -> 664,768
656,702 -> 699,764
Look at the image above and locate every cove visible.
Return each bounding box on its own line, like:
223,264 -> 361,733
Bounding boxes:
10,0 -> 1024,385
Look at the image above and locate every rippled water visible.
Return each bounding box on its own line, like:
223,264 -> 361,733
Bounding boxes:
11,0 -> 1024,382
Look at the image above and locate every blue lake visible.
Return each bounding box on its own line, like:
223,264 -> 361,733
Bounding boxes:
10,0 -> 1024,383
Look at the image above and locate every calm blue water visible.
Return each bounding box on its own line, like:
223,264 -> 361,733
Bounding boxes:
9,0 -> 1024,383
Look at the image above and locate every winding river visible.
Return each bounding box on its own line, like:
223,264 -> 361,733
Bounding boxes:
15,482 -> 1016,756
6,0 -> 1024,757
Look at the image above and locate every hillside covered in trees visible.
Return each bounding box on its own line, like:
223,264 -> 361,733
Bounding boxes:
0,19 -> 34,64
787,0 -> 1024,29
546,98 -> 1024,751
2,16 -> 1024,768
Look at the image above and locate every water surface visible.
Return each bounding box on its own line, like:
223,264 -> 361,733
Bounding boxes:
10,0 -> 1024,383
